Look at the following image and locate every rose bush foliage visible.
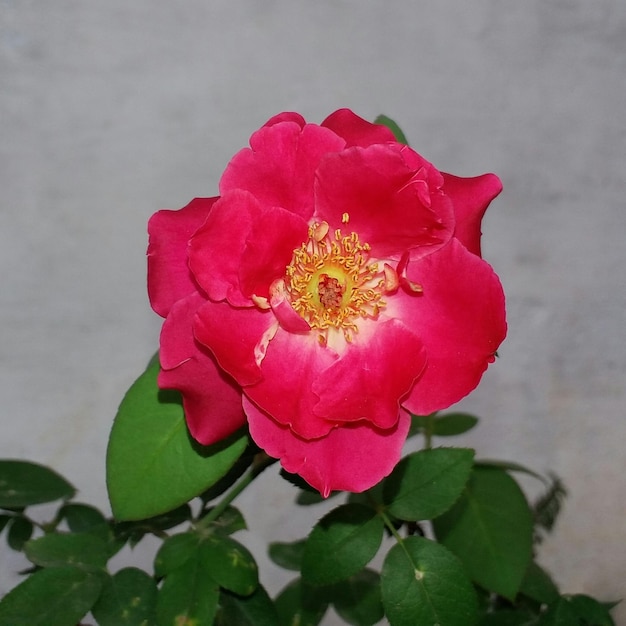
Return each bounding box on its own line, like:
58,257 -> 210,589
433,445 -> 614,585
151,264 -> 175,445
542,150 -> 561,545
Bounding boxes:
147,109 -> 506,496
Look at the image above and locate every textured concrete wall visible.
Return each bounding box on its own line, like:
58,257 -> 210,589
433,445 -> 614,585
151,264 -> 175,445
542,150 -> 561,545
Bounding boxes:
1,1 -> 625,623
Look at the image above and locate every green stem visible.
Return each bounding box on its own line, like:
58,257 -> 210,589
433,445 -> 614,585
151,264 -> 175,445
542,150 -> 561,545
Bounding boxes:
195,452 -> 276,530
423,413 -> 435,450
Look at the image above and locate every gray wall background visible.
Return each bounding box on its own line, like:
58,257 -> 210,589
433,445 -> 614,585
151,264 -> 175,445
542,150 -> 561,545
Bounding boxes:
1,1 -> 625,623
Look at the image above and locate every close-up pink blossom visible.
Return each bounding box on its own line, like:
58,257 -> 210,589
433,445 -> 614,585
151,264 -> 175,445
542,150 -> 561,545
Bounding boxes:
148,109 -> 506,496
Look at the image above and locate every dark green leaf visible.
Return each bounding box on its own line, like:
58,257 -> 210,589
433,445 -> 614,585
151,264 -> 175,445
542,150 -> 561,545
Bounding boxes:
538,594 -> 615,626
268,538 -> 307,571
199,535 -> 258,596
0,566 -> 102,626
381,536 -> 478,626
106,361 -> 248,521
7,516 -> 33,551
203,505 -> 247,536
216,585 -> 280,626
156,553 -> 220,626
476,460 -> 547,484
154,533 -> 199,578
532,474 -> 567,538
329,569 -> 384,626
479,608 -> 539,625
0,460 -> 75,508
59,502 -> 107,532
433,467 -> 534,600
384,448 -> 474,521
433,412 -> 480,436
275,578 -> 328,626
91,568 -> 157,626
373,114 -> 409,144
302,504 -> 384,586
24,532 -> 109,571
519,562 -> 560,605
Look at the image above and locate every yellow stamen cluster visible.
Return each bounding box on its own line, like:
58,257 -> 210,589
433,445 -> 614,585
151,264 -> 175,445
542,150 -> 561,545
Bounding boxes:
285,220 -> 385,340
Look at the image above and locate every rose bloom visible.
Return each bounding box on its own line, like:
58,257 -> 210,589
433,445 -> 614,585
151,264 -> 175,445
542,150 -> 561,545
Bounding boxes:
148,109 -> 506,496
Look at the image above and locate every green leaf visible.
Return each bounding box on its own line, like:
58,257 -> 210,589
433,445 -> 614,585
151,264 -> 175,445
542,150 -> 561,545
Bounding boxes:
433,466 -> 534,600
302,503 -> 384,586
373,114 -> 409,144
479,608 -> 539,625
7,516 -> 33,551
268,538 -> 307,571
519,562 -> 560,605
199,535 -> 258,596
0,566 -> 102,626
203,505 -> 247,536
381,536 -> 478,626
91,568 -> 157,626
59,502 -> 107,532
539,594 -> 615,626
0,460 -> 75,508
275,578 -> 328,626
106,361 -> 248,520
216,585 -> 280,626
329,569 -> 384,626
156,552 -> 220,626
433,412 -> 480,436
383,448 -> 474,521
154,532 -> 199,578
24,532 -> 109,571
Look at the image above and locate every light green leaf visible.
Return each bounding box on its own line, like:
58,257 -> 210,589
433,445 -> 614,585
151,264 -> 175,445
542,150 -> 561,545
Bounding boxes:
383,448 -> 474,521
0,460 -> 75,508
24,532 -> 109,571
0,566 -> 102,626
302,504 -> 384,586
373,114 -> 409,144
106,361 -> 248,520
381,536 -> 478,626
433,466 -> 534,600
91,568 -> 157,626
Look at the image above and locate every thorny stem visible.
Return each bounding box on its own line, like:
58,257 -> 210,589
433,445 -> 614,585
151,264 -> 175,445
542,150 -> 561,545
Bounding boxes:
195,451 -> 277,530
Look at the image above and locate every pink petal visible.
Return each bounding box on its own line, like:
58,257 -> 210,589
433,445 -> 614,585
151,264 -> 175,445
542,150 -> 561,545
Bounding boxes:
321,109 -> 397,148
245,330 -> 339,439
158,293 -> 245,446
219,121 -> 345,220
262,112 -> 306,128
245,397 -> 411,496
395,238 -> 507,415
147,198 -> 216,318
239,206 -> 309,300
269,279 -> 311,333
188,190 -> 257,308
312,319 -> 426,429
442,172 -> 503,257
193,299 -> 275,387
315,144 -> 452,258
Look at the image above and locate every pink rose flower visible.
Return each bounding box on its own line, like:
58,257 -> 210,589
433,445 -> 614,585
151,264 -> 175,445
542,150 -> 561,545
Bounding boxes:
148,109 -> 506,496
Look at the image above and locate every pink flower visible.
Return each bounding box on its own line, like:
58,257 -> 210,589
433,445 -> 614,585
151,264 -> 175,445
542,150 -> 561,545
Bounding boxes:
148,109 -> 506,496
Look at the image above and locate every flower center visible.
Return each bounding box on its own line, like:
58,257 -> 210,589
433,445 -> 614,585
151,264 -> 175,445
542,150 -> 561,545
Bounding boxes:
285,218 -> 385,341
